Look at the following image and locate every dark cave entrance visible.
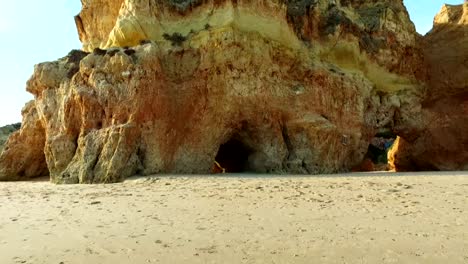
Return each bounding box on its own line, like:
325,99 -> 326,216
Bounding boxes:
362,130 -> 397,170
215,137 -> 254,173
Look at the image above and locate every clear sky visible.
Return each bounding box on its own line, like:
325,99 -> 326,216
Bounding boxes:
0,0 -> 464,126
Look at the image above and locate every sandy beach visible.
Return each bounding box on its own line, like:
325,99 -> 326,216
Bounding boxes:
1,172 -> 467,264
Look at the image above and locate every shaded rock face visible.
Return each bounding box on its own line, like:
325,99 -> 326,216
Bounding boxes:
0,123 -> 21,153
390,3 -> 468,171
0,103 -> 49,181
1,0 -> 426,183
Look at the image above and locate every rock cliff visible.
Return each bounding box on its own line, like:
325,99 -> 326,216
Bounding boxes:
0,0 -> 429,183
0,123 -> 21,153
390,3 -> 468,171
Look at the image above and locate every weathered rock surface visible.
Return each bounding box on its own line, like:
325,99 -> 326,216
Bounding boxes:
1,0 -> 427,183
0,102 -> 49,181
0,123 -> 21,153
390,3 -> 468,171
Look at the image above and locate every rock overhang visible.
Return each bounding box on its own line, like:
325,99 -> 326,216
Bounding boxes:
1,0 -> 448,183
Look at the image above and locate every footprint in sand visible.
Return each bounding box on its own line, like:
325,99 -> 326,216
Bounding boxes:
196,245 -> 217,254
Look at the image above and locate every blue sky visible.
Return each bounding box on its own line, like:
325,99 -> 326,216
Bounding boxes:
0,0 -> 464,126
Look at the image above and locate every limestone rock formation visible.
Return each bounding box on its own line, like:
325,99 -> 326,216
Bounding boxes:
1,0 -> 427,183
390,3 -> 468,171
0,102 -> 49,181
0,123 -> 21,153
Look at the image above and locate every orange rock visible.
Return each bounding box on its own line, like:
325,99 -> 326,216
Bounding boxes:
390,3 -> 468,171
212,161 -> 226,174
351,158 -> 375,172
0,102 -> 49,181
0,0 -> 428,183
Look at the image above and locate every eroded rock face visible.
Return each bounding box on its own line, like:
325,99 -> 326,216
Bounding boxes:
390,3 -> 468,171
0,0 -> 426,183
0,103 -> 48,181
0,123 -> 21,154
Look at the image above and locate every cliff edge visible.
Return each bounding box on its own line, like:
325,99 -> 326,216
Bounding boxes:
389,2 -> 468,171
0,123 -> 21,153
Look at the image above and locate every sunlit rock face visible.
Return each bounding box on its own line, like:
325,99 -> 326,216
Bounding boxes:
390,3 -> 468,171
1,0 -> 427,183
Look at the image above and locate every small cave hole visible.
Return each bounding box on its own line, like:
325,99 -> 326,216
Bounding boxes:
215,137 -> 254,173
362,130 -> 397,171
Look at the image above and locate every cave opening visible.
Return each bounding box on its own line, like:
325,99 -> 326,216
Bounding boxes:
363,130 -> 397,171
215,137 -> 254,173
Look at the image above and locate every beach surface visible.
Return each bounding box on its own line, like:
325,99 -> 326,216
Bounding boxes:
1,172 -> 467,264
